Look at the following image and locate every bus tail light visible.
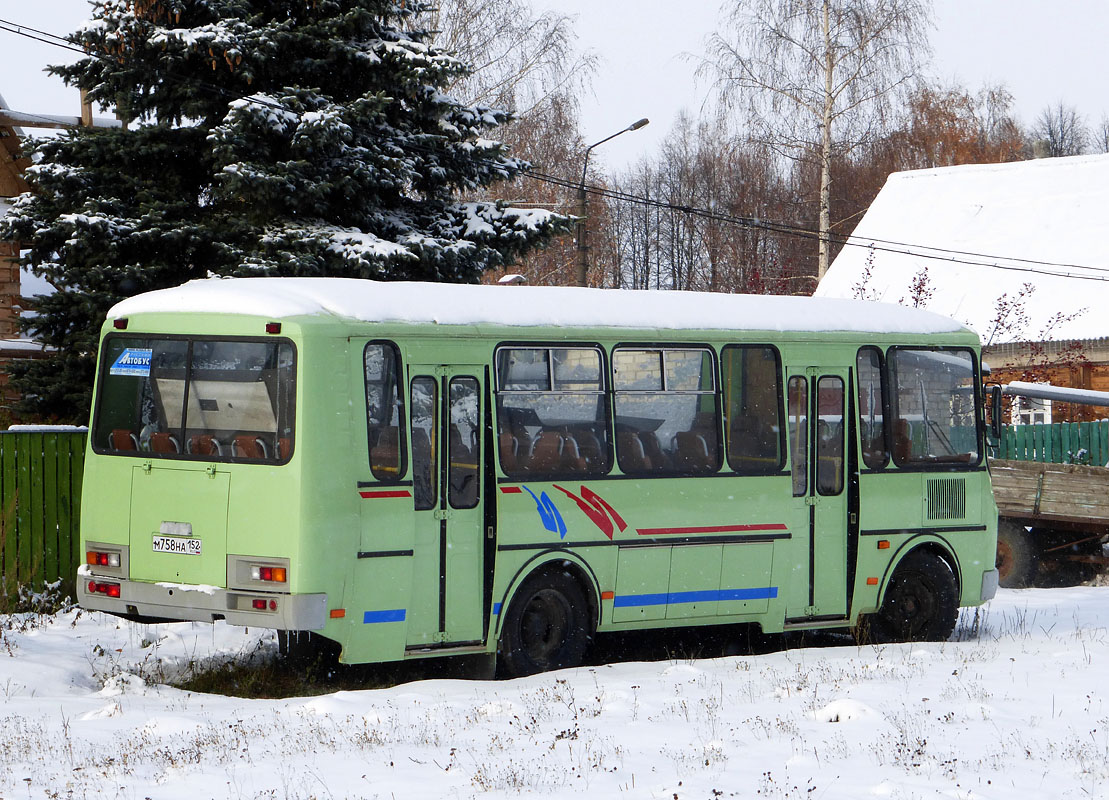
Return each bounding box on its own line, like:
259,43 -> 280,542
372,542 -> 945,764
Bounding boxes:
87,581 -> 121,598
251,598 -> 278,611
250,565 -> 287,583
86,550 -> 121,568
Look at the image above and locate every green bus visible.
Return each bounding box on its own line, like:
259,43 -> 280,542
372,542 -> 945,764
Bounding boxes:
77,278 -> 999,676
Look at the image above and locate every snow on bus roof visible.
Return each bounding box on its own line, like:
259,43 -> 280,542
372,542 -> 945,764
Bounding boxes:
108,277 -> 971,336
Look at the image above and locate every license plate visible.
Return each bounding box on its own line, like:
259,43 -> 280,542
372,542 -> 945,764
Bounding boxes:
152,535 -> 202,555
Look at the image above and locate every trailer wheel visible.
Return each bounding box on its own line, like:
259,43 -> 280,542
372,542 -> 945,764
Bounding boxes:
862,550 -> 958,644
996,520 -> 1035,588
498,571 -> 591,678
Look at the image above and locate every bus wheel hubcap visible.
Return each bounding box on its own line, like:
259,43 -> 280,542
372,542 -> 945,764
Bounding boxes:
520,590 -> 570,663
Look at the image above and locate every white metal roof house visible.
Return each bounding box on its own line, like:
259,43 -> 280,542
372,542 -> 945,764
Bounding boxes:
815,153 -> 1109,422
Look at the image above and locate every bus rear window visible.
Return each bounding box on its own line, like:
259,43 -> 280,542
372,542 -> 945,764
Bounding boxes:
93,336 -> 296,462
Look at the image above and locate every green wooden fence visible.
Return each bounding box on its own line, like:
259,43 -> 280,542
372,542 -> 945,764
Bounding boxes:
997,421 -> 1109,466
0,430 -> 86,600
0,421 -> 1100,600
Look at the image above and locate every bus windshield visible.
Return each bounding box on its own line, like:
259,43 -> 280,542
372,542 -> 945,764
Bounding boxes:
92,336 -> 296,462
889,347 -> 978,464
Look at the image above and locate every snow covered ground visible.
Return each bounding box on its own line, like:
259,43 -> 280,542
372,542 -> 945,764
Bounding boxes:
2,587 -> 1108,799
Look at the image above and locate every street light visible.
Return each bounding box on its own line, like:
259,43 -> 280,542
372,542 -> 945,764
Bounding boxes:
575,118 -> 649,287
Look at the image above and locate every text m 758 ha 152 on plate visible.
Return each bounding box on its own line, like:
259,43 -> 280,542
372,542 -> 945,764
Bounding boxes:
152,535 -> 202,555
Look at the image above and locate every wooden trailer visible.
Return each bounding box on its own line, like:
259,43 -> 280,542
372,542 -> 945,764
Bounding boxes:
991,459 -> 1109,586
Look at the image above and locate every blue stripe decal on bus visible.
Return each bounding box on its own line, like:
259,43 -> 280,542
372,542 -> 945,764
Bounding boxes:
613,587 -> 778,608
363,609 -> 406,624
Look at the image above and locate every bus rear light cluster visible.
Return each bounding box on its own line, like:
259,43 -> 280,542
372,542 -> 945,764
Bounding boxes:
251,598 -> 278,611
250,565 -> 287,583
87,581 -> 121,598
86,550 -> 121,568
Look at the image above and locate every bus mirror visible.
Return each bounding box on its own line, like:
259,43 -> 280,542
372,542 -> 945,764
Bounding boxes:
987,383 -> 1003,442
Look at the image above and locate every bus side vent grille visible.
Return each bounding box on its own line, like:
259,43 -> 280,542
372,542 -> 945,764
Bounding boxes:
927,478 -> 966,520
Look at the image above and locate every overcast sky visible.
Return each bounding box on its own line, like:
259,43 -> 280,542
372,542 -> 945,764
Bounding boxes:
2,0 -> 1108,171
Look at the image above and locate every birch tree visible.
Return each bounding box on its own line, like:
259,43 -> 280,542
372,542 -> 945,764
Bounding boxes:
419,0 -> 596,117
702,0 -> 933,286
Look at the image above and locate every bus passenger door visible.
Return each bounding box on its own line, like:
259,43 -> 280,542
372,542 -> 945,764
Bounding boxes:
786,368 -> 849,620
407,367 -> 485,648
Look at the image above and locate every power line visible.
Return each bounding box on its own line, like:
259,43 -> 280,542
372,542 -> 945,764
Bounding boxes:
3,15 -> 1109,283
522,169 -> 1109,283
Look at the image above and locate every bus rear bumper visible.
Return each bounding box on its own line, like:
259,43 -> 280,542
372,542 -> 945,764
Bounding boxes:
78,575 -> 328,631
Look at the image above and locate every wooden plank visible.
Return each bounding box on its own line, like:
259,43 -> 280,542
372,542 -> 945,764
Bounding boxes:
15,434 -> 32,587
42,434 -> 59,586
66,434 -> 86,593
1,435 -> 16,592
27,433 -> 45,589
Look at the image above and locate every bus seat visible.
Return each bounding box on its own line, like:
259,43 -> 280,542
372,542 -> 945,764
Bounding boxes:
561,435 -> 588,472
893,419 -> 912,463
571,431 -> 603,470
449,426 -> 472,460
638,431 -> 668,471
370,427 -> 400,474
150,432 -> 180,454
618,431 -> 650,473
233,435 -> 268,459
673,431 -> 712,472
448,426 -> 478,506
278,438 -> 292,460
527,432 -> 564,473
111,429 -> 139,451
498,431 -> 520,473
188,434 -> 223,456
410,427 -> 435,505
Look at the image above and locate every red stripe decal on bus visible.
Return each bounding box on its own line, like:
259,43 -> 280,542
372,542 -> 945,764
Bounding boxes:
635,523 -> 788,536
500,486 -> 523,494
359,490 -> 412,499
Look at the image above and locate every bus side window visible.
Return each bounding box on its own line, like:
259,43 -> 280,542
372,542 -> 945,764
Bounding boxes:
787,376 -> 808,497
411,376 -> 438,511
494,346 -> 611,480
816,376 -> 845,495
721,345 -> 783,473
856,347 -> 888,469
365,342 -> 406,481
613,347 -> 721,476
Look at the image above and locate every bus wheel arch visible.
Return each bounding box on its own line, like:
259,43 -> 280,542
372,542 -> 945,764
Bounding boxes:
496,557 -> 598,678
858,544 -> 959,645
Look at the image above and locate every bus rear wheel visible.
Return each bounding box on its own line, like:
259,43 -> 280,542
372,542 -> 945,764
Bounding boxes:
498,571 -> 591,678
861,551 -> 958,644
996,520 -> 1035,588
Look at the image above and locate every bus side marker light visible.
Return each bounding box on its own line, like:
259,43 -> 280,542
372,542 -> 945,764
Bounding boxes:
265,322 -> 281,334
601,591 -> 615,601
866,577 -> 879,586
877,540 -> 890,550
330,609 -> 346,619
113,318 -> 128,329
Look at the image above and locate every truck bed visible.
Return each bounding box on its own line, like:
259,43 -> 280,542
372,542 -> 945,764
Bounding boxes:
991,458 -> 1109,529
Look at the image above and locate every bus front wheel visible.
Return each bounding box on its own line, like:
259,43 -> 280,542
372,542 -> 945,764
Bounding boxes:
498,571 -> 591,678
861,551 -> 958,644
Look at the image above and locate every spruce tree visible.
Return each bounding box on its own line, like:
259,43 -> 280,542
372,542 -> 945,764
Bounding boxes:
1,0 -> 567,422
